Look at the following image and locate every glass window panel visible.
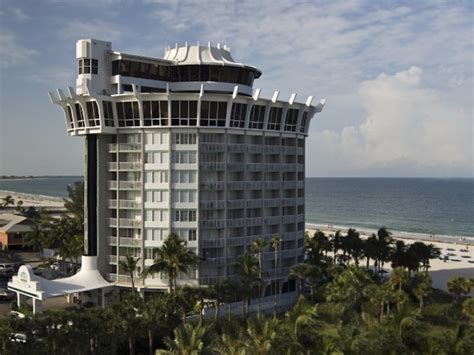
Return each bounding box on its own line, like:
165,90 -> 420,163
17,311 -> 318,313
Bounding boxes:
189,66 -> 199,81
143,101 -> 151,119
200,65 -> 209,81
132,102 -> 139,119
160,101 -> 168,118
180,101 -> 188,118
210,102 -> 217,119
171,101 -> 179,118
189,101 -> 197,118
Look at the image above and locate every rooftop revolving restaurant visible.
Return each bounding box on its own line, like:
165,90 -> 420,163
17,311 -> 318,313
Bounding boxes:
49,39 -> 325,298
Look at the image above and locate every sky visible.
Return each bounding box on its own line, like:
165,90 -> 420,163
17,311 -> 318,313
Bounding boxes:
0,0 -> 472,177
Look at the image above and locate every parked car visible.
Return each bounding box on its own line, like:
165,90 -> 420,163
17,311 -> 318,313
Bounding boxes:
0,263 -> 15,277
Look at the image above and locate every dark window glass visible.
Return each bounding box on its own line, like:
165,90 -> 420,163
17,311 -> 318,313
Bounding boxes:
201,101 -> 209,120
140,86 -> 165,93
300,111 -> 308,133
66,106 -> 74,128
124,102 -> 132,118
267,107 -> 282,130
151,101 -> 160,118
116,103 -> 124,120
180,101 -> 188,118
230,103 -> 247,128
200,65 -> 209,81
123,84 -> 133,92
130,62 -> 139,77
112,60 -> 119,75
132,102 -> 139,119
210,102 -> 217,119
228,67 -> 238,83
171,101 -> 179,118
249,105 -> 265,129
78,59 -> 83,75
209,67 -> 220,81
189,101 -> 197,117
120,60 -> 130,76
284,109 -> 299,132
218,102 -> 227,117
75,103 -> 85,127
143,101 -> 151,119
160,101 -> 168,118
220,67 -> 230,82
159,66 -> 169,80
140,63 -> 150,78
189,66 -> 199,81
178,66 -> 189,81
169,66 -> 178,82
150,64 -> 159,79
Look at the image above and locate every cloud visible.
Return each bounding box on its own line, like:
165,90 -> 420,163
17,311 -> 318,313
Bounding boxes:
31,67 -> 76,87
10,7 -> 31,21
61,19 -> 122,42
0,32 -> 37,68
306,67 -> 473,177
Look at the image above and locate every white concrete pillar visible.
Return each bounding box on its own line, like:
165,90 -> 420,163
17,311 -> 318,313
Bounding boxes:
32,298 -> 42,314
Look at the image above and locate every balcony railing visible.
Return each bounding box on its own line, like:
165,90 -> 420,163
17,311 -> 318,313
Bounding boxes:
200,181 -> 225,190
227,144 -> 246,153
227,181 -> 245,190
247,217 -> 263,226
264,216 -> 281,225
200,162 -> 225,171
227,218 -> 246,228
227,200 -> 245,209
108,199 -> 141,209
119,237 -> 142,247
200,200 -> 226,209
109,218 -> 142,228
108,162 -> 142,170
108,181 -> 142,189
108,237 -> 117,246
201,238 -> 225,248
200,220 -> 226,228
200,143 -> 225,152
108,143 -> 141,152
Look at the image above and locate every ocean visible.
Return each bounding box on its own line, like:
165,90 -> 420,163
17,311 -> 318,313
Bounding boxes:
1,177 -> 473,237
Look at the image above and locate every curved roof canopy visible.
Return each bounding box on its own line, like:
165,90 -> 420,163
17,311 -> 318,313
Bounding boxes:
163,42 -> 262,78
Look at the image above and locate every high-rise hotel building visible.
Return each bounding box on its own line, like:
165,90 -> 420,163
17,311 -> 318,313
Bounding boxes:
50,39 -> 324,294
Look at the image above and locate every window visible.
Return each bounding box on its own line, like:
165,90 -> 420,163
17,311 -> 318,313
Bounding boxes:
229,103 -> 247,128
145,229 -> 167,242
116,101 -> 140,127
170,100 -> 197,126
145,152 -> 169,164
200,101 -> 227,127
145,209 -> 169,222
300,111 -> 308,133
74,103 -> 85,127
171,171 -> 197,184
86,101 -> 100,127
102,101 -> 114,127
284,108 -> 299,132
145,171 -> 168,184
141,86 -> 165,93
172,151 -> 197,164
174,210 -> 197,222
78,58 -> 98,75
65,105 -> 74,129
248,105 -> 266,129
143,100 -> 168,126
172,190 -> 196,203
173,133 -> 197,145
145,190 -> 168,203
145,132 -> 168,145
175,229 -> 197,242
267,107 -> 283,130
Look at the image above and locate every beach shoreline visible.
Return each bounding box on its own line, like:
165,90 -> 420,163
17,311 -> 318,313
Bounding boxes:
0,190 -> 65,208
305,225 -> 474,291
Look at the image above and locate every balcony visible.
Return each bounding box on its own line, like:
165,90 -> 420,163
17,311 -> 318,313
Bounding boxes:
200,239 -> 225,248
265,181 -> 281,189
246,199 -> 264,208
108,237 -> 117,246
200,143 -> 225,152
247,181 -> 263,190
264,216 -> 281,225
108,181 -> 142,190
109,218 -> 142,228
199,220 -> 226,228
227,218 -> 245,228
200,162 -> 225,171
246,163 -> 263,172
108,143 -> 141,153
247,144 -> 265,154
228,163 -> 245,171
199,275 -> 227,286
264,199 -> 280,208
108,162 -> 142,171
200,181 -> 225,190
200,200 -> 226,209
247,217 -> 263,226
108,255 -> 117,264
227,181 -> 245,190
282,215 -> 296,224
281,198 -> 296,206
108,199 -> 141,209
119,237 -> 142,247
266,145 -> 282,154
227,200 -> 245,209
203,257 -> 226,266
227,144 -> 246,153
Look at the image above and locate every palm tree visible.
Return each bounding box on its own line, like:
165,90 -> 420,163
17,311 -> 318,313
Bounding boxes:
376,227 -> 393,274
447,276 -> 473,301
284,295 -> 316,343
289,263 -> 313,295
462,298 -> 474,324
252,238 -> 267,317
270,235 -> 281,317
345,228 -> 364,266
214,279 -> 239,321
389,267 -> 409,292
243,318 -> 278,354
159,322 -> 207,355
63,181 -> 84,221
1,195 -> 15,208
119,254 -> 140,292
234,251 -> 260,316
412,272 -> 432,310
364,234 -> 378,270
142,233 -> 198,292
140,294 -> 171,355
24,221 -> 48,254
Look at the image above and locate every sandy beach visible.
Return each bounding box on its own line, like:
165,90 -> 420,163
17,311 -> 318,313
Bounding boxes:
0,190 -> 65,209
306,224 -> 474,291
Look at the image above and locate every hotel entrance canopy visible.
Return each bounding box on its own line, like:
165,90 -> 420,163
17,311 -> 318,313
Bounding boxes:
8,256 -> 112,311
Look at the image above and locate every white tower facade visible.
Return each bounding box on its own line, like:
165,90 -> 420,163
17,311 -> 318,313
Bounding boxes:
50,39 -> 324,295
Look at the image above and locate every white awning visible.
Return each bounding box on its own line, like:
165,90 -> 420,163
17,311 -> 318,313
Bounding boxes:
8,256 -> 113,300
